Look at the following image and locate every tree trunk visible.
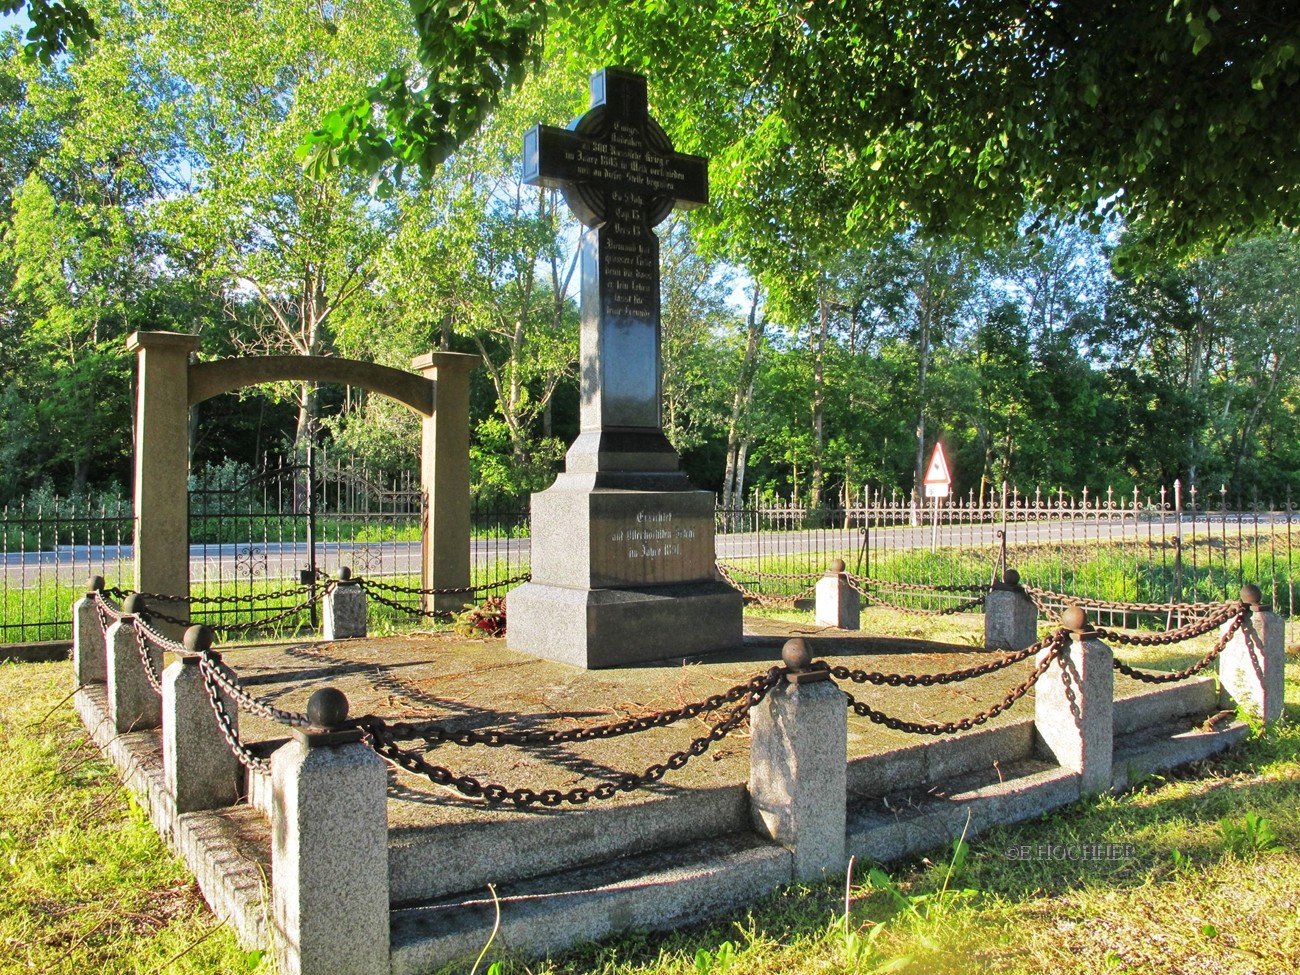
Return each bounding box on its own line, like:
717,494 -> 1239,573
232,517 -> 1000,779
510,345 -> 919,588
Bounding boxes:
722,290 -> 763,525
811,282 -> 829,509
911,301 -> 932,527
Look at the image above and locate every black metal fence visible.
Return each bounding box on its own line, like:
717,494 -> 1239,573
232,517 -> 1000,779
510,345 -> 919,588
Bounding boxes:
715,482 -> 1299,613
4,477 -> 1296,644
0,497 -> 134,642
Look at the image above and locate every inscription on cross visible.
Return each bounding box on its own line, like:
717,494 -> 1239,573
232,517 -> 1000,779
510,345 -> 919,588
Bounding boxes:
523,67 -> 707,443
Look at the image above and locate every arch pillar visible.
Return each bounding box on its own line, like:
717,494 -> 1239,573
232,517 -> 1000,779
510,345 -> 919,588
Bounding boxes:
126,331 -> 200,633
413,352 -> 480,613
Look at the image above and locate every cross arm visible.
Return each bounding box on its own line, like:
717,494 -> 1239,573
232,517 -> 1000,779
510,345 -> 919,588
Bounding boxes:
522,124 -> 584,189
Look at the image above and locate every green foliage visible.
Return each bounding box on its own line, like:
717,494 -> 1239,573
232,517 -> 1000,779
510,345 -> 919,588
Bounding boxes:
1219,811 -> 1283,858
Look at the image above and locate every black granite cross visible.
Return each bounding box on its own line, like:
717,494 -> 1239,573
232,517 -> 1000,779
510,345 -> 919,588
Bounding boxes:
523,67 -> 708,445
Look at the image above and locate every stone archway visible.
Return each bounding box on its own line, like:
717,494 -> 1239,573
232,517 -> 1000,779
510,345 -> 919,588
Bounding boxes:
126,331 -> 477,625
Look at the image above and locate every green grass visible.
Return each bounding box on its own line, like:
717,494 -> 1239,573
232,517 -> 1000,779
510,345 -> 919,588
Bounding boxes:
0,561 -> 530,643
4,618 -> 1298,974
724,529 -> 1300,619
0,662 -> 261,975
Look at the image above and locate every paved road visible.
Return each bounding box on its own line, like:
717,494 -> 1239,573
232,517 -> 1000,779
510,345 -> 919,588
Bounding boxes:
4,512 -> 1277,589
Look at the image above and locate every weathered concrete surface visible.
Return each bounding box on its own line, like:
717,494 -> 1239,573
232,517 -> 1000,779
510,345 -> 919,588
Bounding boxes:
106,618 -> 162,732
322,582 -> 366,640
1220,609 -> 1286,723
163,655 -> 242,813
750,677 -> 847,881
1035,634 -> 1113,794
389,833 -> 790,974
272,738 -> 389,975
816,572 -> 860,630
984,586 -> 1037,650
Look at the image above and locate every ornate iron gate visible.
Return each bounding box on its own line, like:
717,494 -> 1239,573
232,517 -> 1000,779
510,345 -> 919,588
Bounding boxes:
187,452 -> 425,631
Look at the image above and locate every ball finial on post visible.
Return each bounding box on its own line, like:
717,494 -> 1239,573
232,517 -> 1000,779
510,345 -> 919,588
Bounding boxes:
1002,568 -> 1020,587
182,624 -> 214,655
828,559 -> 846,575
337,566 -> 352,581
122,593 -> 148,617
782,637 -> 813,672
1061,605 -> 1089,634
1240,583 -> 1263,610
89,575 -> 106,593
306,687 -> 350,730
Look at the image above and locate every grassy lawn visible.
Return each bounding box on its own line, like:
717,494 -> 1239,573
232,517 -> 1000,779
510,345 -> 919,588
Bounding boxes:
1,617 -> 1297,975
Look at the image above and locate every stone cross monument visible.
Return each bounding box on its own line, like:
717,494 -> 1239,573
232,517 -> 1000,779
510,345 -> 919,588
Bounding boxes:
507,66 -> 742,668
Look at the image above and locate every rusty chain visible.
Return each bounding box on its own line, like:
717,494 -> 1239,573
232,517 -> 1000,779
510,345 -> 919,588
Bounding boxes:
848,574 -> 987,595
102,586 -> 326,632
359,670 -> 783,746
827,628 -> 1062,688
359,574 -> 532,597
356,581 -> 454,619
361,667 -> 783,807
1110,605 -> 1248,684
191,648 -> 313,729
198,657 -> 271,773
714,564 -> 824,583
1022,584 -> 1233,621
108,583 -> 318,605
847,581 -> 989,617
127,617 -> 167,695
838,633 -> 1068,736
1093,601 -> 1243,647
715,563 -> 817,605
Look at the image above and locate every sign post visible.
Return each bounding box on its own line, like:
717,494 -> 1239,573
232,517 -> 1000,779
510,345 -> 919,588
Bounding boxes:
923,443 -> 952,553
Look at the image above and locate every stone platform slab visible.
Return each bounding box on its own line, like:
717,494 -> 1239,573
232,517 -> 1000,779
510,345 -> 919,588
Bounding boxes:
71,616 -> 1254,971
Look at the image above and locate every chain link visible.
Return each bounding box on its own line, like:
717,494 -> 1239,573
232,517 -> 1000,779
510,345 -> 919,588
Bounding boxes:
361,671 -> 781,746
715,563 -> 817,605
357,581 -> 454,620
838,634 -> 1068,735
193,649 -> 313,728
845,577 -> 989,617
1023,584 -> 1233,621
108,583 -> 318,606
1110,606 -> 1248,684
198,657 -> 271,773
359,574 -> 532,597
361,668 -> 783,807
127,618 -> 167,695
828,629 -> 1060,688
1092,600 -> 1241,647
848,574 -> 987,596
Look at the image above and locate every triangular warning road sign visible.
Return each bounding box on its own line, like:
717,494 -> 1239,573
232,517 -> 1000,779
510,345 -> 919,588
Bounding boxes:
923,442 -> 950,486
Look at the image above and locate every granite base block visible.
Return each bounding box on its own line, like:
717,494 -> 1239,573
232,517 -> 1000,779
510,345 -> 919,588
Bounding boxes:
506,581 -> 743,668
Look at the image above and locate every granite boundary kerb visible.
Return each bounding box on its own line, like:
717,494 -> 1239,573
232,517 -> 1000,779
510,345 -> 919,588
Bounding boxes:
67,587 -> 1274,973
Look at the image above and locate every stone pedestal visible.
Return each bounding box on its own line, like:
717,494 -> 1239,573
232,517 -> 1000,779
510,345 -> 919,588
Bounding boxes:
163,652 -> 242,812
272,729 -> 388,975
1220,604 -> 1284,723
750,656 -> 847,882
815,565 -> 859,630
323,579 -> 366,640
1035,621 -> 1113,795
106,617 -> 162,733
72,593 -> 105,686
985,575 -> 1038,651
508,481 -> 742,667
